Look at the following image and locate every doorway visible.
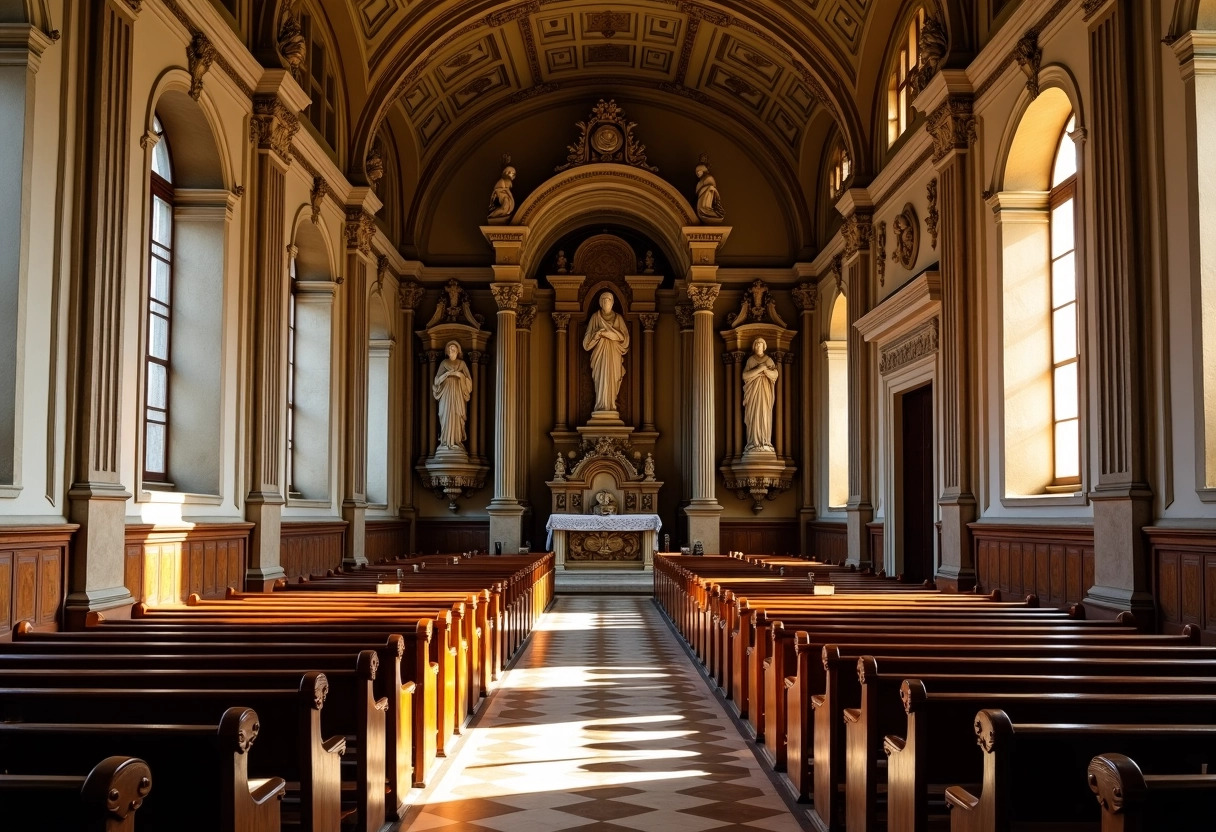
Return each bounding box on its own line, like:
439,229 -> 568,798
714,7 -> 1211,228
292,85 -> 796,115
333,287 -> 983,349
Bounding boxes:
898,383 -> 935,584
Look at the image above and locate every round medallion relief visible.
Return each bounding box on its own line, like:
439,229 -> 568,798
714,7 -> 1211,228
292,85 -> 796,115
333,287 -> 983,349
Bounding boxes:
591,125 -> 623,154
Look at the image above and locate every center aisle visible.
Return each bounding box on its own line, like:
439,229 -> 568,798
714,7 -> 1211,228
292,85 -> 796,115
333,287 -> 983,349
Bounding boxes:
402,595 -> 809,832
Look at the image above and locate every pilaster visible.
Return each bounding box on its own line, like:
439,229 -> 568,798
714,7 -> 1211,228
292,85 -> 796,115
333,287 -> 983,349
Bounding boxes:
552,313 -> 571,432
640,313 -> 659,431
516,303 -> 537,539
398,280 -> 424,549
922,78 -> 978,591
243,69 -> 308,590
1084,0 -> 1154,620
65,0 -> 142,623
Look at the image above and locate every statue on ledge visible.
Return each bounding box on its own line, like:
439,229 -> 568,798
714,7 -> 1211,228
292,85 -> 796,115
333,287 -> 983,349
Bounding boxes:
742,337 -> 778,454
433,341 -> 473,452
582,291 -> 631,414
487,156 -> 516,224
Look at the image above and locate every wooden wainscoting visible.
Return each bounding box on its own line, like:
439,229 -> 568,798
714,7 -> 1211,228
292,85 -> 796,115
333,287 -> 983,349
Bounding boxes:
808,521 -> 847,563
720,521 -> 800,556
867,521 -> 885,571
1149,526 -> 1216,643
366,519 -> 411,563
124,523 -> 252,605
0,525 -> 75,639
280,520 -> 347,581
415,519 -> 489,554
970,523 -> 1094,610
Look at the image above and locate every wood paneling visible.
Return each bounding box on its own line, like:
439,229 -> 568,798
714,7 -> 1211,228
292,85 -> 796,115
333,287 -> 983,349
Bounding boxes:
280,520 -> 346,580
970,523 -> 1094,610
720,521 -> 800,556
366,519 -> 412,563
0,525 -> 75,640
867,521 -> 884,572
809,521 -> 847,563
416,519 -> 489,555
1149,527 -> 1216,644
124,523 -> 252,605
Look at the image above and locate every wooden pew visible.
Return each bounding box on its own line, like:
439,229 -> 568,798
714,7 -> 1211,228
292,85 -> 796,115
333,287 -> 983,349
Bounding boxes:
1088,753 -> 1216,832
944,710 -> 1216,831
0,675 -> 341,832
0,708 -> 284,832
0,755 -> 152,832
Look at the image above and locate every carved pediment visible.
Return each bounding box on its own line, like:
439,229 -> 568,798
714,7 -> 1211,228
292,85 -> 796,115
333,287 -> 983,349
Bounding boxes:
556,99 -> 658,173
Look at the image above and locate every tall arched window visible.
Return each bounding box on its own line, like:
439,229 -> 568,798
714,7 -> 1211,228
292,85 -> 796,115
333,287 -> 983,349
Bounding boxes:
828,144 -> 852,200
887,7 -> 926,148
826,293 -> 849,508
1049,118 -> 1080,485
144,116 -> 174,482
286,252 -> 299,498
300,6 -> 339,150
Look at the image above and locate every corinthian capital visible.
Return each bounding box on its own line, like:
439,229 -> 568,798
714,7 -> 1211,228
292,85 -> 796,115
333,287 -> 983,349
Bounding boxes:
791,282 -> 818,313
639,313 -> 660,332
490,283 -> 522,311
249,94 -> 299,162
687,284 -> 720,311
551,312 -> 571,331
399,281 -> 425,312
516,304 -> 537,331
841,212 -> 873,257
344,207 -> 376,255
926,95 -> 977,162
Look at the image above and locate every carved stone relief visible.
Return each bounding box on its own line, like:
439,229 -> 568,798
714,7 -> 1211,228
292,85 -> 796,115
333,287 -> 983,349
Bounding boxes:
880,319 -> 939,375
891,203 -> 920,270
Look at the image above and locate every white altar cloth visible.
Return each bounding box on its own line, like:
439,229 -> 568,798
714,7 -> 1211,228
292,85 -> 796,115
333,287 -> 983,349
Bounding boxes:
545,514 -> 663,548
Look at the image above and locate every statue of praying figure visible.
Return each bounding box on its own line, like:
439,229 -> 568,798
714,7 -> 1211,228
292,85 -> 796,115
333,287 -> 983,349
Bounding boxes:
487,158 -> 516,224
582,291 -> 631,414
695,159 -> 726,223
742,337 -> 778,454
433,341 -> 473,452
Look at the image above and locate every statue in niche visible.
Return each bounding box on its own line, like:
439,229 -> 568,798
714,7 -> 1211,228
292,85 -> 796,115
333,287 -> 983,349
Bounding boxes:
487,156 -> 516,223
742,337 -> 779,454
695,157 -> 726,223
433,341 -> 473,452
556,250 -> 568,274
592,490 -> 618,516
642,251 -> 655,274
582,291 -> 631,413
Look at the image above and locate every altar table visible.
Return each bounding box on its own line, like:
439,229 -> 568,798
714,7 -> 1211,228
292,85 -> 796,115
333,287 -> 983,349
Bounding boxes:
544,514 -> 662,570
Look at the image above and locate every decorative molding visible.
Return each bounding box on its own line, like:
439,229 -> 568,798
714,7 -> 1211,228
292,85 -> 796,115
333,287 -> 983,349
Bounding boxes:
249,95 -> 299,162
1014,28 -> 1042,99
841,212 -> 873,257
879,319 -> 939,374
926,95 -> 977,162
398,281 -> 425,311
551,312 -> 571,331
831,255 -> 844,294
687,283 -> 720,311
926,179 -> 939,250
876,221 -> 888,286
365,143 -> 384,191
344,207 -> 376,254
914,14 -> 949,95
186,31 -> 215,101
791,282 -> 817,312
891,203 -> 920,270
309,176 -> 328,225
490,283 -> 522,311
423,279 -> 481,328
674,303 -> 694,330
1082,0 -> 1112,22
516,304 -> 537,332
556,99 -> 658,173
727,280 -> 787,327
638,312 -> 660,332
277,1 -> 306,80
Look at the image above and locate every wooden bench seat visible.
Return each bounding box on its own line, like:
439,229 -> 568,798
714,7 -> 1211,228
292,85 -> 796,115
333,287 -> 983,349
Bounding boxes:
1087,753 -> 1216,832
0,755 -> 153,832
0,708 -> 284,832
944,711 -> 1216,832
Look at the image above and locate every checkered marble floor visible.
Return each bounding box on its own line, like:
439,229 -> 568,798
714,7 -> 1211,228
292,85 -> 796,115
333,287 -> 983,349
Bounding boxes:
400,596 -> 810,832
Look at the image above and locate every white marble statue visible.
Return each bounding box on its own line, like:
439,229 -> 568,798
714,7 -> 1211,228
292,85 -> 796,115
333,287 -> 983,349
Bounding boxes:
582,291 -> 631,413
742,337 -> 778,453
433,341 -> 473,452
695,161 -> 726,223
487,160 -> 516,223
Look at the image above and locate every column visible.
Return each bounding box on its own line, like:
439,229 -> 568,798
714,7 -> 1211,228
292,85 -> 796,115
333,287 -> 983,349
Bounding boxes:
640,314 -> 659,431
687,282 -> 724,553
467,350 -> 483,458
774,351 -> 787,458
65,0 -> 140,624
722,353 -> 736,460
425,350 -> 439,458
552,314 -> 571,431
792,282 -> 818,552
488,282 -> 523,550
1084,0 -> 1154,619
398,281 -> 424,549
341,195 -> 380,568
731,352 -> 745,458
924,79 -> 977,589
516,305 -> 536,520
837,193 -> 875,570
676,303 -> 695,514
782,351 -> 796,462
477,351 -> 488,461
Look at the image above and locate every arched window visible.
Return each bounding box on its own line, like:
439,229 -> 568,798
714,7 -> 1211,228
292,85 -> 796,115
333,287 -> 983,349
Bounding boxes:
997,88 -> 1083,498
826,293 -> 849,508
366,295 -> 393,508
1049,118 -> 1080,485
300,6 -> 339,150
144,116 -> 174,482
288,224 -> 336,504
887,7 -> 926,148
286,252 -> 299,497
828,144 -> 852,200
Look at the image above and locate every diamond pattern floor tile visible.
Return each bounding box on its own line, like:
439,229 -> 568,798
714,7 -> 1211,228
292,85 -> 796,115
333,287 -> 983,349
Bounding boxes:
400,597 -> 810,832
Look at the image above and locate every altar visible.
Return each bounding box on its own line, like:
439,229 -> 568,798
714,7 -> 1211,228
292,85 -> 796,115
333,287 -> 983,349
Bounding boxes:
545,514 -> 662,571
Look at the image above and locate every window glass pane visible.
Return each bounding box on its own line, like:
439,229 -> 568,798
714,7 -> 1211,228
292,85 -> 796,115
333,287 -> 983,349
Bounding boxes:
1053,304 -> 1078,364
1052,117 -> 1077,187
149,313 -> 170,361
151,257 -> 171,304
152,196 -> 173,248
145,422 -> 166,474
1054,419 -> 1080,480
147,361 -> 167,409
1052,252 -> 1076,308
1051,199 -> 1074,258
1054,362 -> 1079,421
151,117 -> 172,182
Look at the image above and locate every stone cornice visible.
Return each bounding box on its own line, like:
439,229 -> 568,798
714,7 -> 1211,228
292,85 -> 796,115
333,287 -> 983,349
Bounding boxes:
0,24 -> 55,71
855,271 -> 942,344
